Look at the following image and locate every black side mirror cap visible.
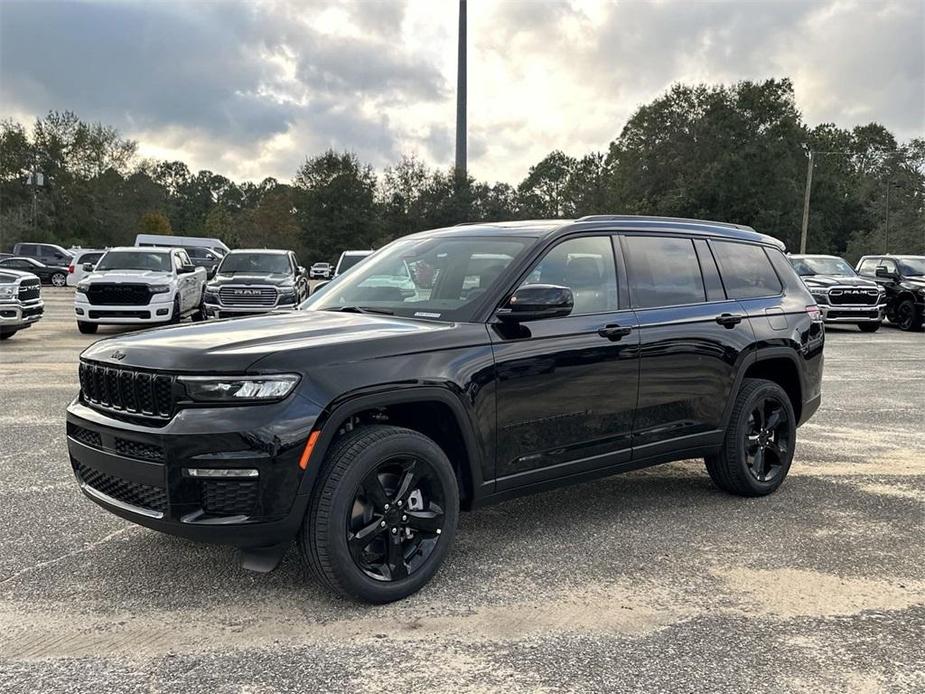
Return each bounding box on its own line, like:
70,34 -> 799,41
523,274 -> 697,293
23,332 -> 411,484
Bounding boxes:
82,263 -> 95,272
177,265 -> 195,274
875,267 -> 896,279
497,284 -> 574,323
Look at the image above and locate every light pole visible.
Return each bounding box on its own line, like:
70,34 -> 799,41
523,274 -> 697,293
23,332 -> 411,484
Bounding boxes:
455,0 -> 467,180
799,150 -> 844,254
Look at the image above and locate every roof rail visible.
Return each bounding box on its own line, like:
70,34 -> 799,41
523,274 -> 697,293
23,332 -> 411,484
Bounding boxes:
575,214 -> 754,232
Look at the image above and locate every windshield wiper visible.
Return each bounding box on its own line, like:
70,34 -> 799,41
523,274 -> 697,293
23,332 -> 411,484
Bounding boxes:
324,306 -> 395,315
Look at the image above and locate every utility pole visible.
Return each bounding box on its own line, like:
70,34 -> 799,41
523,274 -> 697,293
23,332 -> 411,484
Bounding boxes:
455,0 -> 467,180
799,151 -> 814,254
884,181 -> 892,252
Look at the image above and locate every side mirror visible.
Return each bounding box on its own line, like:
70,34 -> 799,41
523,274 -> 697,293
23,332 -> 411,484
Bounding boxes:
311,280 -> 331,295
177,265 -> 194,274
82,263 -> 95,272
298,266 -> 306,276
875,267 -> 897,279
497,284 -> 573,323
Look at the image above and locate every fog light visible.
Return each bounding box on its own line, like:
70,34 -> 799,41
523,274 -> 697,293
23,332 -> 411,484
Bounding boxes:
185,468 -> 259,478
156,308 -> 169,316
75,307 -> 85,316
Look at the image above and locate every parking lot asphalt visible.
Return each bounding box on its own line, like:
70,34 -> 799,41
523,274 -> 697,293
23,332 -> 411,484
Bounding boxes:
0,289 -> 923,693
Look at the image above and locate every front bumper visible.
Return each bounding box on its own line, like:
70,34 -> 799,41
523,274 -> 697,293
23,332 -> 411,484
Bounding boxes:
75,295 -> 173,324
203,301 -> 297,319
0,299 -> 44,330
819,303 -> 885,323
65,393 -> 321,549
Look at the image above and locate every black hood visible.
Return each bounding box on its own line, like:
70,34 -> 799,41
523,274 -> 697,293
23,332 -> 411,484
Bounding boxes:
79,310 -> 456,371
800,274 -> 878,289
209,272 -> 294,288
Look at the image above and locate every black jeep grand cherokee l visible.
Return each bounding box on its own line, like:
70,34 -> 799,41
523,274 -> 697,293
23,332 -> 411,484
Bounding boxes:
66,216 -> 824,603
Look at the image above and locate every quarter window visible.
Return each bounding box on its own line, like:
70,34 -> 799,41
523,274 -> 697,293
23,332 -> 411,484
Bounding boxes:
711,241 -> 782,299
519,236 -> 618,314
624,236 -> 706,309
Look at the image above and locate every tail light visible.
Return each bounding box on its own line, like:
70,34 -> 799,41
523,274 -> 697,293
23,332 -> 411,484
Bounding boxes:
68,264 -> 75,273
806,305 -> 822,321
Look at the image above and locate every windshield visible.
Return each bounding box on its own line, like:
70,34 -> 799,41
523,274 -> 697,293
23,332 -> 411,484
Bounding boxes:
898,257 -> 925,276
95,251 -> 170,272
302,236 -> 532,321
790,257 -> 856,277
218,253 -> 291,274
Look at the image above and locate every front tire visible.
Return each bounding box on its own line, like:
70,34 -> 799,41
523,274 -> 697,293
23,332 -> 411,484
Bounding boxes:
858,321 -> 881,333
77,321 -> 98,334
894,298 -> 924,331
705,378 -> 796,497
299,425 -> 459,603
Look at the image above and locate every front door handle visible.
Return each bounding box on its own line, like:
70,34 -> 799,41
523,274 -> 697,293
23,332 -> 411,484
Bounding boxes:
597,324 -> 633,341
715,313 -> 745,328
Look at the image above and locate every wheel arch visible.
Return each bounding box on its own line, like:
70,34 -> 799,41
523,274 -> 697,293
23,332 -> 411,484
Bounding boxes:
741,350 -> 804,424
305,387 -> 486,509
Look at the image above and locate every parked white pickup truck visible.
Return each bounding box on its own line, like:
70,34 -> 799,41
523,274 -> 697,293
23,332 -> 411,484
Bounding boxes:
74,247 -> 207,334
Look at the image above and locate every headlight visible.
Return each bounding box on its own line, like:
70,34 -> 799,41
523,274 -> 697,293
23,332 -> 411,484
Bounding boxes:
76,281 -> 90,293
0,286 -> 15,299
178,374 -> 300,403
278,289 -> 296,303
150,285 -> 171,294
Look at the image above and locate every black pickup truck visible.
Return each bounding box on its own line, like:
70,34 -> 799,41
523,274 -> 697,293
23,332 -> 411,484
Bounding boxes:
202,249 -> 310,319
856,255 -> 925,331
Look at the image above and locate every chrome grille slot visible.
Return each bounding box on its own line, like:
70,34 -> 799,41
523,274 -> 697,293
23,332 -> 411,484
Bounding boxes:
218,285 -> 278,307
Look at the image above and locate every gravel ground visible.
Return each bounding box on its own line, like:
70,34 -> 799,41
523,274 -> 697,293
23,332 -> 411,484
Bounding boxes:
1,290 -> 923,693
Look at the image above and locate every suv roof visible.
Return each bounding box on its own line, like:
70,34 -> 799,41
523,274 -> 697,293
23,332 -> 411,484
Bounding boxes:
225,249 -> 289,255
417,216 -> 782,248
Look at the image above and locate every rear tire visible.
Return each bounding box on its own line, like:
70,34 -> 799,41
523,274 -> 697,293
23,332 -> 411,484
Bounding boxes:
857,321 -> 881,333
77,322 -> 98,334
51,272 -> 66,287
0,331 -> 15,340
299,425 -> 459,603
705,378 -> 796,497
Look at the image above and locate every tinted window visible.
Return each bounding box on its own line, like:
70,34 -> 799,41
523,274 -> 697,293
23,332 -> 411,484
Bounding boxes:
219,253 -> 293,275
80,252 -> 103,264
96,251 -> 171,272
857,258 -> 880,275
186,247 -> 212,259
711,241 -> 782,299
521,236 -> 618,314
624,236 -> 705,309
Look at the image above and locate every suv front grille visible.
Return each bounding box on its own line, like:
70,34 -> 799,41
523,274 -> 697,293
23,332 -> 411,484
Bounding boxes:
218,286 -> 277,307
74,461 -> 167,514
18,279 -> 41,301
114,437 -> 166,462
86,283 -> 152,306
67,422 -> 102,448
79,361 -> 175,421
828,287 -> 879,305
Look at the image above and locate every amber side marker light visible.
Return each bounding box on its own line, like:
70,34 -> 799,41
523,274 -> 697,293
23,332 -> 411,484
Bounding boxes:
299,431 -> 320,470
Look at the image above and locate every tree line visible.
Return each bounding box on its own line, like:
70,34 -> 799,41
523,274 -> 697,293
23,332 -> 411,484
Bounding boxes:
1,79 -> 922,264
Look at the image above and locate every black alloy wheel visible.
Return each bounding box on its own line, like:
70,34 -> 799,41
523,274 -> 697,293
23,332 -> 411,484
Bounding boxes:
742,397 -> 792,484
705,378 -> 796,497
895,298 -> 923,331
300,425 -> 459,603
348,457 -> 446,582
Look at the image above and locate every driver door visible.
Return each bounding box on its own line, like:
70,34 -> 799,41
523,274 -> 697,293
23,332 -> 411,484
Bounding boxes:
489,234 -> 640,490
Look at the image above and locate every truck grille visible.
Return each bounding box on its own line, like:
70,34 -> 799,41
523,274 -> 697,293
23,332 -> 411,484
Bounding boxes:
79,361 -> 175,421
219,286 -> 277,307
86,283 -> 152,306
828,288 -> 879,306
73,461 -> 167,514
17,279 -> 41,301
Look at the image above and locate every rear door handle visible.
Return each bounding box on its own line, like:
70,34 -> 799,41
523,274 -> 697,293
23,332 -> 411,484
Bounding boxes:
597,324 -> 633,341
715,313 -> 745,328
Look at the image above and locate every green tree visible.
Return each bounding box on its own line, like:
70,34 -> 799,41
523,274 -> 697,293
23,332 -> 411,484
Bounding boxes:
139,210 -> 172,235
517,150 -> 576,217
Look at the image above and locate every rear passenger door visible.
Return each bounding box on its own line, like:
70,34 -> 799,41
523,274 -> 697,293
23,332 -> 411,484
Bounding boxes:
623,234 -> 754,459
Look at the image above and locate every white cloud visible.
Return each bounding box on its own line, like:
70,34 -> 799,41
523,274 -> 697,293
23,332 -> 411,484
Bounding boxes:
1,0 -> 921,185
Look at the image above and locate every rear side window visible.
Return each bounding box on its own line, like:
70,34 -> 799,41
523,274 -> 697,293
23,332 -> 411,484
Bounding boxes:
624,236 -> 705,309
80,252 -> 103,264
711,241 -> 782,299
857,258 -> 880,275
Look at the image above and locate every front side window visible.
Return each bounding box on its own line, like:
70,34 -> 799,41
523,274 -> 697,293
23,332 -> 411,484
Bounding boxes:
519,236 -> 618,314
880,258 -> 898,274
624,236 -> 706,309
898,257 -> 925,276
711,241 -> 782,299
857,258 -> 881,275
96,251 -> 171,272
303,236 -> 531,322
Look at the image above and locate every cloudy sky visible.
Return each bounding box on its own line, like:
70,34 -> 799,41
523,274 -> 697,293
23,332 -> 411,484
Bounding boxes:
1,0 -> 922,184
